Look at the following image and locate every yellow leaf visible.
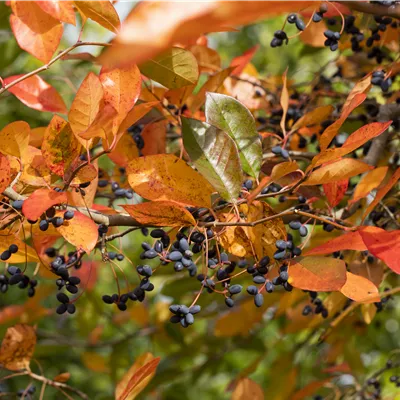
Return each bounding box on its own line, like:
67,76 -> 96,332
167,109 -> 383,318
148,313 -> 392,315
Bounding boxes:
0,324 -> 36,371
81,351 -> 109,373
0,121 -> 30,159
280,69 -> 289,135
74,0 -> 120,33
340,271 -> 379,303
291,105 -> 334,132
122,201 -> 196,227
127,154 -> 214,208
0,231 -> 39,263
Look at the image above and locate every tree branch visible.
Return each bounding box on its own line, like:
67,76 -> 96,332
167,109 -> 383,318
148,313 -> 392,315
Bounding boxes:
0,41 -> 110,96
339,1 -> 400,18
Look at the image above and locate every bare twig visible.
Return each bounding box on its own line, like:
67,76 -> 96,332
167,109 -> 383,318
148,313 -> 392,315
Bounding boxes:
339,1 -> 400,18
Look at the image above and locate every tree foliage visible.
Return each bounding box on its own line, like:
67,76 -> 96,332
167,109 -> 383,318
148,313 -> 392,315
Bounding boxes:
0,1 -> 400,399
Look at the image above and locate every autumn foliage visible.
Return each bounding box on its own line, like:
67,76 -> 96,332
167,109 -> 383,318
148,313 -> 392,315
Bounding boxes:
0,1 -> 400,399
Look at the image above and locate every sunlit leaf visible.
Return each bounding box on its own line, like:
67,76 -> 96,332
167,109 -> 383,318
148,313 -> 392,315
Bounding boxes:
0,121 -> 30,159
189,44 -> 221,73
42,115 -> 82,178
4,75 -> 67,114
74,0 -> 120,33
116,354 -> 160,400
340,271 -> 379,303
108,132 -> 139,167
68,72 -> 104,136
56,211 -> 98,254
291,105 -> 334,132
351,166 -> 388,204
182,117 -> 242,202
280,69 -> 289,135
300,19 -> 327,47
122,201 -> 196,227
0,324 -> 36,371
10,1 -> 63,63
22,188 -> 67,221
229,45 -> 259,75
0,154 -> 11,193
205,92 -> 262,179
36,0 -> 76,25
288,256 -> 347,291
127,154 -> 214,207
140,47 -> 199,89
362,167 -> 400,221
304,158 -> 373,185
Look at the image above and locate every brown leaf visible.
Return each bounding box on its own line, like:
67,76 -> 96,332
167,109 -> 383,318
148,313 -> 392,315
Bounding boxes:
127,154 -> 214,207
288,256 -> 347,291
122,201 -> 196,227
0,324 -> 36,371
116,354 -> 160,400
53,372 -> 71,383
232,378 -> 264,400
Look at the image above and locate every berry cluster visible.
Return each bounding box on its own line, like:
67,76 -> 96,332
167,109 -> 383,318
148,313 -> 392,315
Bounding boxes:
371,70 -> 392,92
323,30 -> 341,51
128,124 -> 145,151
302,291 -> 329,319
56,292 -> 76,315
169,304 -> 201,328
0,266 -> 37,297
39,209 -> 74,231
1,243 -> 19,261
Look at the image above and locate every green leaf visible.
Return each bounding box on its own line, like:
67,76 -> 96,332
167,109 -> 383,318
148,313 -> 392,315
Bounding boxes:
140,47 -> 199,89
205,92 -> 262,179
182,117 -> 242,203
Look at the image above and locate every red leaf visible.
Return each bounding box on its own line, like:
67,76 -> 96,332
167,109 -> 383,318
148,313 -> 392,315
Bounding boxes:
323,179 -> 348,207
229,45 -> 259,75
57,211 -> 98,254
288,256 -> 347,291
0,154 -> 11,193
22,188 -> 67,221
4,75 -> 67,114
73,261 -> 98,291
304,231 -> 367,256
359,227 -> 400,274
344,121 -> 392,148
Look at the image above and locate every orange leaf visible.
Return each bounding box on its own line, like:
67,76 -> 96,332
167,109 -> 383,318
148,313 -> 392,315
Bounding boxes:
189,45 -> 221,73
116,355 -> 160,400
0,230 -> 40,264
291,105 -> 334,132
57,211 -> 98,254
100,64 -> 142,130
232,378 -> 264,400
304,231 -> 367,256
10,1 -> 63,63
68,72 -> 104,136
108,133 -> 139,167
229,45 -> 259,75
69,162 -> 98,208
141,121 -> 167,156
304,158 -> 373,185
29,127 -> 46,148
280,69 -> 289,135
362,167 -> 400,221
312,121 -> 392,167
127,154 -> 214,208
350,166 -> 388,204
359,227 -> 400,274
343,74 -> 372,110
291,379 -> 331,400
22,188 -> 67,221
300,19 -> 327,47
53,372 -> 71,383
71,164 -> 98,185
323,179 -> 348,207
122,201 -> 196,227
72,260 -> 98,291
4,75 -> 67,114
42,115 -> 82,178
340,271 -> 379,303
0,121 -> 30,159
318,93 -> 366,152
0,154 -> 11,193
288,256 -> 347,291
271,160 -> 300,181
74,0 -> 120,33
35,0 -> 76,25
21,146 -> 52,186
0,324 -> 36,371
